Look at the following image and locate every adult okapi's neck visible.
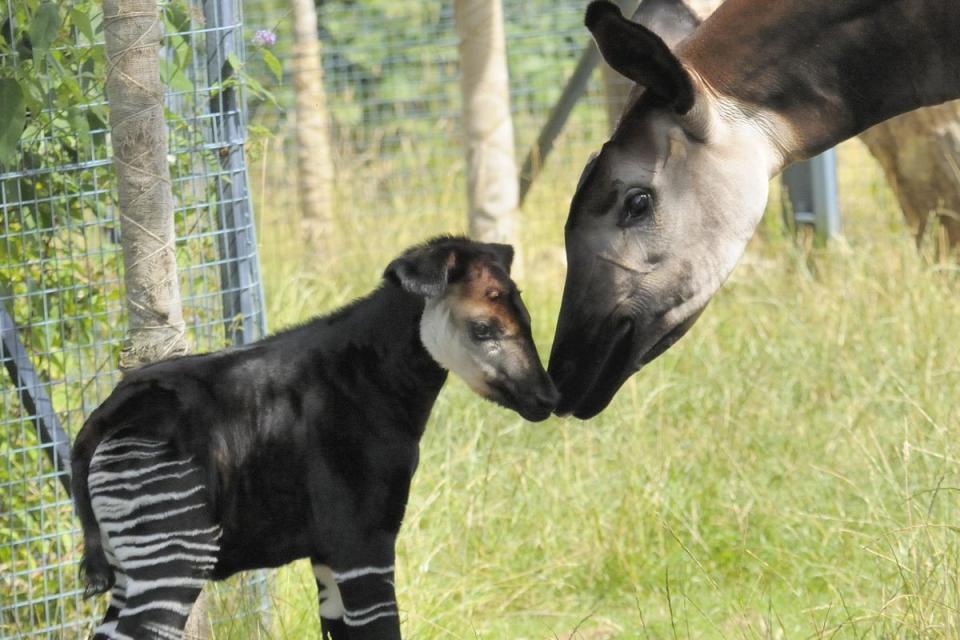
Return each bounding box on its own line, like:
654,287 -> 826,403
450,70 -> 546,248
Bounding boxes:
679,0 -> 960,164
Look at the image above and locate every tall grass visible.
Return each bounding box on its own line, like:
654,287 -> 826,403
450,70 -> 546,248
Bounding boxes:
242,136 -> 960,639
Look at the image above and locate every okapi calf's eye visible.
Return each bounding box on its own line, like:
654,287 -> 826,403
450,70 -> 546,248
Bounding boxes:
71,235 -> 555,640
470,320 -> 496,341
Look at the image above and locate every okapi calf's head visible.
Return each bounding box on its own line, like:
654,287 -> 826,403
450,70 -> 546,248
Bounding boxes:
387,237 -> 559,422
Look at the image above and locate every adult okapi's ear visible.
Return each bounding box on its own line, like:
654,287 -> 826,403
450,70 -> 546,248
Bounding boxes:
585,0 -> 695,114
482,243 -> 514,275
384,243 -> 460,298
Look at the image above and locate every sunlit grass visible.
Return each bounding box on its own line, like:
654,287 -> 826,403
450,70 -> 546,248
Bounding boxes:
242,136 -> 960,639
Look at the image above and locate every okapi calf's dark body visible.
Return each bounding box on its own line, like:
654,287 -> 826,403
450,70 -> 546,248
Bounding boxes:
71,236 -> 558,640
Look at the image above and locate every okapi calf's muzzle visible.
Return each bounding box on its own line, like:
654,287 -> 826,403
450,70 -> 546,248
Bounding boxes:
71,235 -> 554,640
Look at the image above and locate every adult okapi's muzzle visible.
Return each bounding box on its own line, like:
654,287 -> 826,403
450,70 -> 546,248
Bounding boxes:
548,288 -> 702,420
547,239 -> 704,420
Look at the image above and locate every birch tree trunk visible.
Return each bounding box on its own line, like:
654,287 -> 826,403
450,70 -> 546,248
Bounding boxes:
290,0 -> 334,249
859,102 -> 960,256
601,0 -> 636,132
104,0 -> 189,370
102,0 -> 208,635
601,60 -> 634,133
454,0 -> 518,245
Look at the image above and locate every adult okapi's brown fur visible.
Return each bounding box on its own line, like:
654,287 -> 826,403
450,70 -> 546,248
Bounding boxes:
549,0 -> 960,418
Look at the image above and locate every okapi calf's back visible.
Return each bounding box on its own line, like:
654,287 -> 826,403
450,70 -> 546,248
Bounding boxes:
72,236 -> 558,640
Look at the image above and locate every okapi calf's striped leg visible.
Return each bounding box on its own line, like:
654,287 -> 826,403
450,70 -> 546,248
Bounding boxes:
314,564 -> 350,639
87,437 -> 220,640
314,558 -> 401,639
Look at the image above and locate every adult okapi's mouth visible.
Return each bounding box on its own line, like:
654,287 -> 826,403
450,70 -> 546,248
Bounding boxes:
549,320 -> 635,419
550,308 -> 704,420
636,309 -> 704,367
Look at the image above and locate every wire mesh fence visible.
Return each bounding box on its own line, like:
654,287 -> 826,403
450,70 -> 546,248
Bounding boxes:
1,0 -> 268,637
242,0 -> 617,273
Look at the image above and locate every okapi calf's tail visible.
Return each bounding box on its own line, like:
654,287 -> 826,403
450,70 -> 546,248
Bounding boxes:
71,427 -> 114,598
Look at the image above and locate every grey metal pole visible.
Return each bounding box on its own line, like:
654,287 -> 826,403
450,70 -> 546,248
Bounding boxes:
782,149 -> 841,240
1,307 -> 72,494
518,43 -> 602,206
204,0 -> 262,346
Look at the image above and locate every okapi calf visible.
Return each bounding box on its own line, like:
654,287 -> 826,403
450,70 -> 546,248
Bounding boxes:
71,236 -> 558,640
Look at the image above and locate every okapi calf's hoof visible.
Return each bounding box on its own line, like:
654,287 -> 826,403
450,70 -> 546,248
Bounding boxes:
72,235 -> 556,640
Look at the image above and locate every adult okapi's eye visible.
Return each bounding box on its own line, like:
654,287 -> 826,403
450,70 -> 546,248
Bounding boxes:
620,190 -> 653,227
470,321 -> 495,342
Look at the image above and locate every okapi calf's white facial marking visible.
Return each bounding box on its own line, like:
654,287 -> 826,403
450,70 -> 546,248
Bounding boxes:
72,236 -> 557,640
418,253 -> 555,419
549,0 -> 960,419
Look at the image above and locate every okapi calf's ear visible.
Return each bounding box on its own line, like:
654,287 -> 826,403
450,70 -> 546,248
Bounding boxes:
384,243 -> 460,298
384,238 -> 515,297
479,242 -> 514,275
585,0 -> 695,114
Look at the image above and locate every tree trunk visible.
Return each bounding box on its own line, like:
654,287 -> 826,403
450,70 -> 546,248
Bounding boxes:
104,0 -> 189,370
601,59 -> 634,134
454,0 -> 519,245
601,0 -> 636,132
290,0 -> 334,249
102,0 -> 208,634
685,0 -> 723,16
859,102 -> 960,256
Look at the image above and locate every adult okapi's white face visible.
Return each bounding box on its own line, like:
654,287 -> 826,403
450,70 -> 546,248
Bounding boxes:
549,1 -> 786,418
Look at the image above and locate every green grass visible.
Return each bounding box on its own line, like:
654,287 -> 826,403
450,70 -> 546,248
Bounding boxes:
243,137 -> 960,639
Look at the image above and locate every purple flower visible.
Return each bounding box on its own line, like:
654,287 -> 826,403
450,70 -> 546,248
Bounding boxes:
251,29 -> 277,48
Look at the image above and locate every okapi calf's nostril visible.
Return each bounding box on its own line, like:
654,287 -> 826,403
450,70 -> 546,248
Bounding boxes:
71,235 -> 549,640
538,381 -> 561,409
532,380 -> 562,419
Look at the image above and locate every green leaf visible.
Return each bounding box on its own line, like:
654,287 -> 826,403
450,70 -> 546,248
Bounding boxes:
226,51 -> 243,77
0,79 -> 26,168
30,1 -> 61,56
242,73 -> 277,106
261,49 -> 283,83
70,7 -> 94,43
160,58 -> 193,93
68,107 -> 90,148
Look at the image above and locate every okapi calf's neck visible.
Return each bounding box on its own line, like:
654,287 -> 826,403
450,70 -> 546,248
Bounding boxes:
71,236 -> 557,640
549,0 -> 960,418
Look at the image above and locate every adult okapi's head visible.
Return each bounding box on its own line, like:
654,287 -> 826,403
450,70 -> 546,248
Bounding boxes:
549,0 -> 788,418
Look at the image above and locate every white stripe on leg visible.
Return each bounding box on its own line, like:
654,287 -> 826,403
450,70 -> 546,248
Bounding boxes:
314,564 -> 345,618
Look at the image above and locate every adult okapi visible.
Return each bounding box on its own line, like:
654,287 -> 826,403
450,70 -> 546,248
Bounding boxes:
549,0 -> 960,418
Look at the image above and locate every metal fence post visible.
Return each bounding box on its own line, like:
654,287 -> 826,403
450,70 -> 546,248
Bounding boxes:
204,0 -> 263,346
782,149 -> 841,240
0,307 -> 72,494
